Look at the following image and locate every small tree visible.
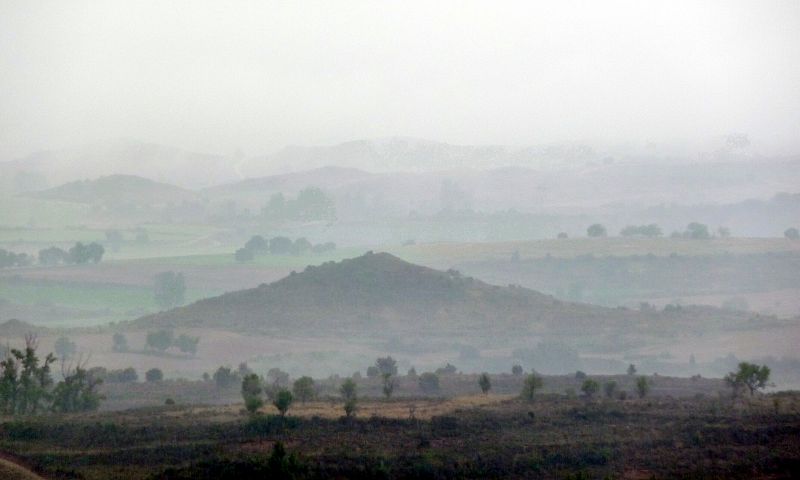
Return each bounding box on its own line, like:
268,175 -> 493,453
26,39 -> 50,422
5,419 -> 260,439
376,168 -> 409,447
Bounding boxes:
174,334 -> 199,355
146,330 -> 174,352
521,374 -> 543,402
587,223 -> 607,237
725,362 -> 770,397
340,378 -> 358,417
241,373 -> 263,414
375,356 -> 398,376
627,364 -> 637,376
511,364 -> 523,376
604,381 -> 618,399
273,389 -> 293,416
51,360 -> 104,413
478,372 -> 491,394
382,373 -> 395,399
636,376 -> 650,398
213,366 -> 239,389
418,372 -> 440,394
145,368 -> 163,382
581,379 -> 599,398
785,227 -> 799,240
292,376 -> 315,403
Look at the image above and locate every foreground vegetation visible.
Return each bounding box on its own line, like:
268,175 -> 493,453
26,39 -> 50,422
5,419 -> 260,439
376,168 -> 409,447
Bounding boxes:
0,391 -> 797,479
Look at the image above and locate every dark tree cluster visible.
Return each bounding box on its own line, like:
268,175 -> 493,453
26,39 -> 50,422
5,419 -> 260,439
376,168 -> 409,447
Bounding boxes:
235,234 -> 336,262
0,248 -> 33,268
146,329 -> 200,355
260,187 -> 336,221
37,242 -> 105,266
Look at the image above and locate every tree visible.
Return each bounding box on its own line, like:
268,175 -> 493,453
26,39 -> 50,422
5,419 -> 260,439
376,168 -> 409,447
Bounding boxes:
587,224 -> 607,237
269,236 -> 294,255
382,373 -> 395,399
521,374 -> 543,402
174,334 -> 199,355
604,381 -> 618,399
581,379 -> 599,398
725,362 -> 770,397
51,360 -> 104,413
512,364 -> 523,376
145,368 -> 163,382
38,246 -> 68,266
68,242 -> 104,264
244,235 -> 269,254
146,330 -> 174,352
340,378 -> 358,417
54,336 -> 77,360
153,272 -> 186,309
557,232 -> 568,239
627,364 -> 637,376
241,373 -> 263,414
292,376 -> 315,404
478,373 -> 491,394
636,376 -> 650,398
684,222 -> 710,239
717,226 -> 731,238
375,356 -> 398,376
112,333 -> 128,352
213,366 -> 239,389
273,389 -> 293,416
785,227 -> 799,240
0,334 -> 56,415
575,370 -> 587,380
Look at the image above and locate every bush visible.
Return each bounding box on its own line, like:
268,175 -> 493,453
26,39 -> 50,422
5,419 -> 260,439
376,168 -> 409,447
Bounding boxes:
145,368 -> 164,382
521,374 -> 543,402
273,389 -> 294,416
292,376 -> 315,403
581,379 -> 599,398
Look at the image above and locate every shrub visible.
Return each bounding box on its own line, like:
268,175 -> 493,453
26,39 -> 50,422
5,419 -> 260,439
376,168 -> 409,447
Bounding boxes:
478,373 -> 491,394
272,389 -> 293,416
581,379 -> 599,398
145,368 -> 164,382
521,374 -> 543,402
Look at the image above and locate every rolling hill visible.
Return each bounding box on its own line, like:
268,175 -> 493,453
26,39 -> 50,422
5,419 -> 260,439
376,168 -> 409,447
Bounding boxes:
130,251 -> 760,338
26,175 -> 197,206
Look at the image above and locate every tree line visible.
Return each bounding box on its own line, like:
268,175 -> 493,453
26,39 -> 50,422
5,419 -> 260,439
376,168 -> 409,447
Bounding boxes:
235,235 -> 335,262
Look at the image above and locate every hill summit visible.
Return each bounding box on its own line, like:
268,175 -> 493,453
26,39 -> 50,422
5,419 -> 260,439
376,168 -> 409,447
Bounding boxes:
132,252 -> 636,336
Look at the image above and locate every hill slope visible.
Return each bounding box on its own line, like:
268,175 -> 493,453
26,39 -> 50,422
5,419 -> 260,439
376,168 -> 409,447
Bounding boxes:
132,252 -> 650,336
27,174 -> 197,206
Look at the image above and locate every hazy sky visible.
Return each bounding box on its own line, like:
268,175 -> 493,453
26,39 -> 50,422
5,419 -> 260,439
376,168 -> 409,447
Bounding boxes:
1,0 -> 799,159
